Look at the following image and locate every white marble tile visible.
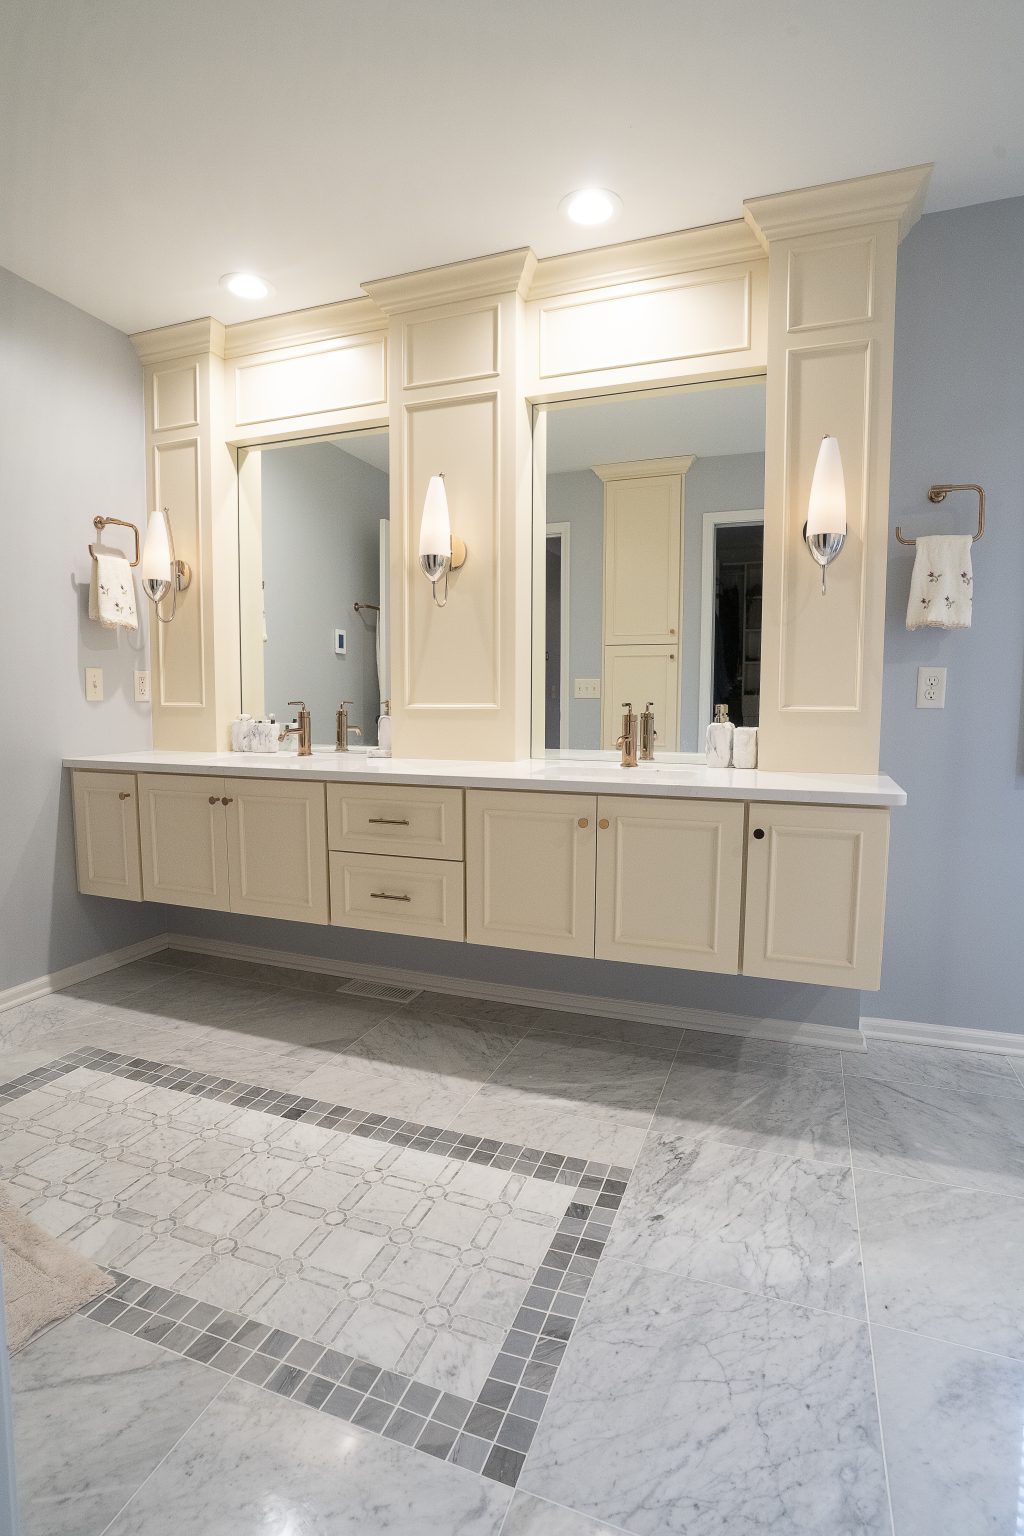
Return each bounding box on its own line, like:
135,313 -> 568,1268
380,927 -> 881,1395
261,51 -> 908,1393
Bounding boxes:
247,1274 -> 346,1338
608,1133 -> 863,1317
843,1039 -> 1024,1094
101,1377 -> 511,1536
0,1047 -> 63,1082
845,1069 -> 1024,1196
856,1168 -> 1024,1359
323,1295 -> 423,1366
176,1253 -> 270,1313
503,1493 -> 627,1536
521,1258 -> 889,1536
403,989 -> 543,1029
11,1315 -> 221,1536
0,994 -> 103,1052
413,1314 -> 509,1399
872,1325 -> 1024,1536
654,1038 -> 851,1164
527,1011 -> 682,1056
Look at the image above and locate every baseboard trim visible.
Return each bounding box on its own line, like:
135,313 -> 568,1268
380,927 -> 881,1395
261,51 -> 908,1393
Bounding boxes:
162,930 -> 864,1051
860,1014 -> 1024,1059
0,934 -> 172,1016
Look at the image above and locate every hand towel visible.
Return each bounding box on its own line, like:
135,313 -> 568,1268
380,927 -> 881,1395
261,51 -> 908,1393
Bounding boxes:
906,534 -> 973,631
89,548 -> 138,631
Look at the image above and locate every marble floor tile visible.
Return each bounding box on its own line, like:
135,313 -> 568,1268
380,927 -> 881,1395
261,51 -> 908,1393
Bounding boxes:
607,1132 -> 863,1317
101,1376 -> 512,1535
856,1168 -> 1024,1358
454,1034 -> 673,1167
872,1324 -> 1024,1536
845,1068 -> 1024,1196
402,989 -> 544,1030
0,993 -> 104,1052
521,1258 -> 889,1536
843,1038 -> 1024,1093
292,1012 -> 527,1123
652,1038 -> 850,1164
525,1012 -> 682,1056
59,958 -> 184,1008
10,1314 -> 221,1536
503,1492 -> 628,1536
0,1046 -> 63,1083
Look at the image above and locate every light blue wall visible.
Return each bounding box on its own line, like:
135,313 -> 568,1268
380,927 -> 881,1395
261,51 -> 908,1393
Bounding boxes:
875,195 -> 1024,1032
546,471 -> 603,747
0,264 -> 166,991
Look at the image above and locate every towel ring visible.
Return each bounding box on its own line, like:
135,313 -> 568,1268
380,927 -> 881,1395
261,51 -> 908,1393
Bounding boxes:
895,484 -> 985,547
89,515 -> 141,567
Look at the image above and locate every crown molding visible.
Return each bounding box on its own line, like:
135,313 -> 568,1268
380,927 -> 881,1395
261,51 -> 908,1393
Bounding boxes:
130,316 -> 226,365
528,220 -> 764,301
363,247 -> 538,316
223,295 -> 384,359
592,454 -> 696,482
742,163 -> 933,250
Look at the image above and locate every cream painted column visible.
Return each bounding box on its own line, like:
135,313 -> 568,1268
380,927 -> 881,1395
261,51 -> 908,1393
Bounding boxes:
132,319 -> 240,750
364,252 -> 537,760
744,166 -> 931,774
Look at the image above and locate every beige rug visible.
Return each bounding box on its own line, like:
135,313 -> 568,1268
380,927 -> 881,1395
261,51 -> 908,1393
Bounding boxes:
1,1189 -> 113,1352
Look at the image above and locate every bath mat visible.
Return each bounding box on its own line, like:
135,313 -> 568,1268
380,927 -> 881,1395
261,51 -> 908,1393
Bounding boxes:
0,1188 -> 112,1352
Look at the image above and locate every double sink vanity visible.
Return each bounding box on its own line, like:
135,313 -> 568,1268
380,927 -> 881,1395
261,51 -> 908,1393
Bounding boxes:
67,752 -> 903,991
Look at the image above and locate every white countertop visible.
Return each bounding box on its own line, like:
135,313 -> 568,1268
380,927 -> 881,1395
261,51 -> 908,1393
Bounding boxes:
62,750 -> 907,807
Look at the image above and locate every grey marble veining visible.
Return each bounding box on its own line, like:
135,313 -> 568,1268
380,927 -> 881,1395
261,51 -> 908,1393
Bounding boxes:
856,1167 -> 1024,1359
845,1069 -> 1024,1196
525,1013 -> 681,1057
503,1491 -> 629,1535
843,1039 -> 1024,1094
10,1314 -> 221,1536
101,1377 -> 512,1535
521,1257 -> 889,1536
607,1132 -> 863,1317
872,1324 -> 1024,1536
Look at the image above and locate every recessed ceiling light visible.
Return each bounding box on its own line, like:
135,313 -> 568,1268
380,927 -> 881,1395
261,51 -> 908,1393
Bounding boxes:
219,272 -> 274,300
560,188 -> 622,227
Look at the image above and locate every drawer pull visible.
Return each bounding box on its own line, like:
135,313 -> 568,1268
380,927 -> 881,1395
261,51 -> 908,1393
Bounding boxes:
118,791 -> 131,801
370,890 -> 412,902
209,795 -> 219,805
598,817 -> 610,829
221,797 -> 233,806
367,817 -> 410,826
577,817 -> 589,829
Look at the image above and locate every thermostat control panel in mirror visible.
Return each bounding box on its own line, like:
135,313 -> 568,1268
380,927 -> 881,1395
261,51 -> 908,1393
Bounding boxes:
535,378 -> 766,758
238,429 -> 390,750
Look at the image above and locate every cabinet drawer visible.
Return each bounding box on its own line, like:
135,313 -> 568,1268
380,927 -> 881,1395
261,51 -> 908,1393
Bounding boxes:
327,783 -> 463,860
329,853 -> 465,941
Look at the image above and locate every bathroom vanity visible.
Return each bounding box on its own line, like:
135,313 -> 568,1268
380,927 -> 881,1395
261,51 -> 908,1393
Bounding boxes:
67,754 -> 902,990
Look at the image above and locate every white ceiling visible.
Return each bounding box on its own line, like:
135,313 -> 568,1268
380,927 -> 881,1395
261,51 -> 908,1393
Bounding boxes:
3,1 -> 1023,335
546,380 -> 766,474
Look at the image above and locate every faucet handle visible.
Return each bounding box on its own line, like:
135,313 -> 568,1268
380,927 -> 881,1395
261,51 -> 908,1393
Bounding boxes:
288,699 -> 307,711
621,701 -> 633,713
645,700 -> 655,711
339,700 -> 354,709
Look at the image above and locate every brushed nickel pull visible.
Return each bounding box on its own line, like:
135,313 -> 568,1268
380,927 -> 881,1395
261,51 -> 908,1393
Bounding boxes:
577,817 -> 589,829
208,795 -> 218,805
598,817 -> 610,830
368,817 -> 410,826
669,627 -> 676,635
221,797 -> 233,805
118,791 -> 131,800
370,891 -> 412,902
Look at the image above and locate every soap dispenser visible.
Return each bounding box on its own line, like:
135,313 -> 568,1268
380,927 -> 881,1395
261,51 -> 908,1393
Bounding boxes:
705,703 -> 734,768
376,699 -> 393,757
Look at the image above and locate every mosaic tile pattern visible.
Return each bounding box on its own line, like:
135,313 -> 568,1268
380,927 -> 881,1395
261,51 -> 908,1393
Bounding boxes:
2,1044 -> 626,1487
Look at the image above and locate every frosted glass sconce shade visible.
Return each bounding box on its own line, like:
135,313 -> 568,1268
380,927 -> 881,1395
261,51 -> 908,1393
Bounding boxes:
141,506 -> 192,621
418,474 -> 467,608
804,435 -> 847,595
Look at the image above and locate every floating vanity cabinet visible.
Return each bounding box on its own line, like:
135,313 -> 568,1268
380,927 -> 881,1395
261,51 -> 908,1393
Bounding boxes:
330,853 -> 464,941
72,771 -> 142,902
466,790 -> 596,957
326,783 -> 463,860
138,773 -> 328,923
595,796 -> 744,972
742,802 -> 890,988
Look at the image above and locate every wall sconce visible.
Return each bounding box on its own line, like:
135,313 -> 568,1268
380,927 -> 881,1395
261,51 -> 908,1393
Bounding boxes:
804,435 -> 847,595
141,506 -> 192,623
418,474 -> 467,608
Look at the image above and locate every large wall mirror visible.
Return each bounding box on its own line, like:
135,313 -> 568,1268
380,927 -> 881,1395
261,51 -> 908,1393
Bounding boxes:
238,428 -> 390,748
535,377 -> 766,757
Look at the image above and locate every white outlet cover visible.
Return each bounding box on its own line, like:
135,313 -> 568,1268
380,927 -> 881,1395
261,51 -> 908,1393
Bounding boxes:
916,666 -> 947,709
134,669 -> 151,703
85,666 -> 103,701
574,677 -> 601,699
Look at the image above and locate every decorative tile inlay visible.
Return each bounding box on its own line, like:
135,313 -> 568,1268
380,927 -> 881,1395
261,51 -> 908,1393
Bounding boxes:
2,1044 -> 627,1489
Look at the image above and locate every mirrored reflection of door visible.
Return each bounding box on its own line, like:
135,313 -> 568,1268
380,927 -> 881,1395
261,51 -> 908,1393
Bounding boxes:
545,525 -> 569,749
712,523 -> 762,729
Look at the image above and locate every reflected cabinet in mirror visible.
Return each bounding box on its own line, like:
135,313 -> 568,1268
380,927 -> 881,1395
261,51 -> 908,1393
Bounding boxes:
238,430 -> 390,749
536,378 -> 766,757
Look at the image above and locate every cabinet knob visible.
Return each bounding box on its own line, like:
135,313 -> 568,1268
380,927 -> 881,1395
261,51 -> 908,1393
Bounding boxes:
209,795 -> 218,805
577,817 -> 589,829
669,627 -> 676,635
598,817 -> 610,829
753,827 -> 765,840
118,791 -> 131,801
221,797 -> 233,806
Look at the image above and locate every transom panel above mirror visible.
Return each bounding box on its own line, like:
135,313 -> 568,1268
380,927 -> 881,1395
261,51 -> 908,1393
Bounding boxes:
535,376 -> 766,758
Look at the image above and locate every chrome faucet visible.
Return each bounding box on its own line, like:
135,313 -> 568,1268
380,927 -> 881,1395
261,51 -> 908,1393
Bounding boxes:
336,700 -> 363,753
278,699 -> 312,756
615,702 -> 638,768
639,701 -> 657,761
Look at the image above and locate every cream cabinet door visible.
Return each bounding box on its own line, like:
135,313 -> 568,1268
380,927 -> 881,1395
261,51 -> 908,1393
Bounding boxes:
601,646 -> 679,750
225,779 -> 329,925
742,803 -> 890,989
595,796 -> 744,972
138,774 -> 229,910
466,790 -> 596,956
72,771 -> 142,901
603,475 -> 681,644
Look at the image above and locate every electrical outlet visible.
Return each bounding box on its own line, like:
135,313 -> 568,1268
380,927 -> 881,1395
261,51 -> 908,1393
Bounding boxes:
916,666 -> 947,709
85,667 -> 104,702
134,669 -> 151,703
574,677 -> 601,699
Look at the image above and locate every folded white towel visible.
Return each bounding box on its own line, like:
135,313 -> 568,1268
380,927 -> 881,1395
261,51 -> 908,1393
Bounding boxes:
906,534 -> 973,631
89,548 -> 138,631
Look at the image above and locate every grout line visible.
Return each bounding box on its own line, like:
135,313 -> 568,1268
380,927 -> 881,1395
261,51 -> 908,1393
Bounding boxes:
866,1316 -> 1024,1368
496,1488 -> 636,1536
841,1053 -> 898,1536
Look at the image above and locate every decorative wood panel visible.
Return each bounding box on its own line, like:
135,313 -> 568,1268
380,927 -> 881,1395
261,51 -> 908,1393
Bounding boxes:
787,237 -> 875,331
152,363 -> 199,431
233,335 -> 387,428
152,439 -> 205,709
404,304 -> 499,389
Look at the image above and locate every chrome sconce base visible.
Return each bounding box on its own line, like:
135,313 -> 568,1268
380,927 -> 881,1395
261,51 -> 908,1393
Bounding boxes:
803,524 -> 846,595
419,534 -> 467,608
